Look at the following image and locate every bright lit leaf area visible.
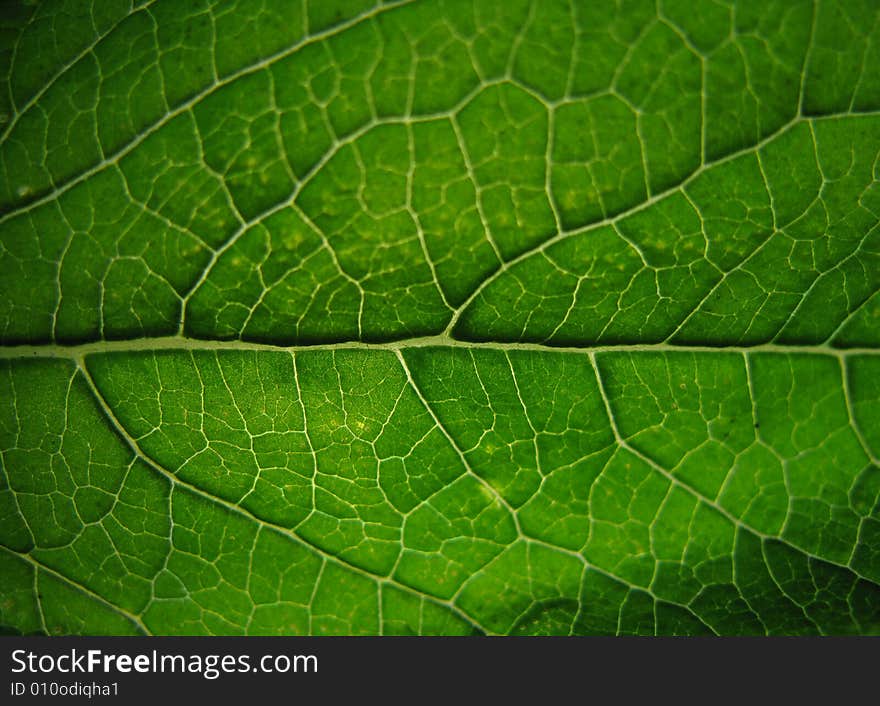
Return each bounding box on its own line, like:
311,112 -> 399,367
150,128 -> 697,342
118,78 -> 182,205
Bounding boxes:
0,0 -> 879,636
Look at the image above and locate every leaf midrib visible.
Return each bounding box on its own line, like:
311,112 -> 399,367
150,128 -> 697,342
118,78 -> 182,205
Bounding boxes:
1,337 -> 877,361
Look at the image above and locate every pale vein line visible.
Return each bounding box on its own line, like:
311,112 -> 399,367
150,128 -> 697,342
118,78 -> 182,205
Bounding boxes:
0,545 -> 149,635
797,0 -> 819,117
759,539 -> 825,634
446,109 -> 880,334
841,357 -> 879,466
394,348 -> 524,535
823,288 -> 880,346
72,356 -> 491,636
395,348 -> 725,631
0,0 -> 417,224
588,352 -> 879,588
2,1 -> 158,143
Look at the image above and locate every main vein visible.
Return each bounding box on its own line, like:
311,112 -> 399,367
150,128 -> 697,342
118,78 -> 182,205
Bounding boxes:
0,335 -> 876,360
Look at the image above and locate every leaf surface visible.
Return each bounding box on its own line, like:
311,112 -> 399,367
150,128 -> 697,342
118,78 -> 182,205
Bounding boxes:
1,0 -> 879,635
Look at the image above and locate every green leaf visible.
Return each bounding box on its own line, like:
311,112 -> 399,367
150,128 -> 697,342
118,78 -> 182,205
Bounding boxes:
1,0 -> 878,635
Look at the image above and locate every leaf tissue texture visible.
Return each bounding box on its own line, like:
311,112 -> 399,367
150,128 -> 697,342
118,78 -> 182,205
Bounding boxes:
0,0 -> 878,636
